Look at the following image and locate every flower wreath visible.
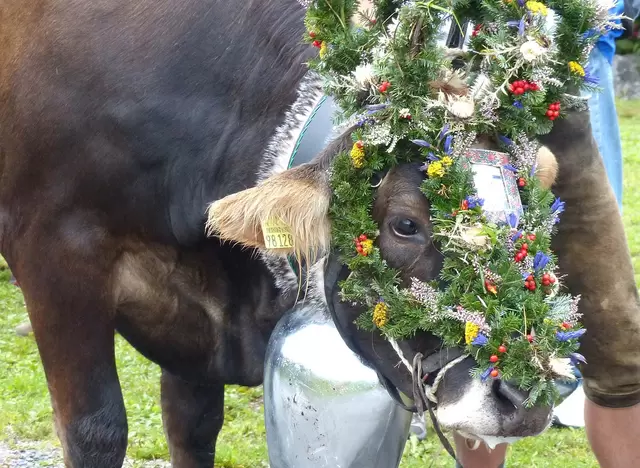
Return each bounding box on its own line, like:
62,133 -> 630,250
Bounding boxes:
303,0 -> 621,405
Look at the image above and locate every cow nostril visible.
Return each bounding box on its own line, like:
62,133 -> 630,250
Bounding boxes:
492,379 -> 528,410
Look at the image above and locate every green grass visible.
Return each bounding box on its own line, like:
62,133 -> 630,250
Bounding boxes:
0,101 -> 639,467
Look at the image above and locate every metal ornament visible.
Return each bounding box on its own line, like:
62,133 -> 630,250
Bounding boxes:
264,300 -> 412,468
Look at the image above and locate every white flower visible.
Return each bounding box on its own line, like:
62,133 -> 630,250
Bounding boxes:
549,357 -> 576,380
520,40 -> 547,62
399,108 -> 411,118
447,97 -> 475,118
352,64 -> 374,88
460,225 -> 489,248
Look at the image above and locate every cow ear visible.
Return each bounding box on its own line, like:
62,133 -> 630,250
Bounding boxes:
206,160 -> 333,262
535,145 -> 558,189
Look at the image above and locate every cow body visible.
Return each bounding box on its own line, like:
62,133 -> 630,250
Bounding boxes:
0,0 -> 310,465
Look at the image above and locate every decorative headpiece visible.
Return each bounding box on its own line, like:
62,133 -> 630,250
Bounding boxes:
303,0 -> 620,404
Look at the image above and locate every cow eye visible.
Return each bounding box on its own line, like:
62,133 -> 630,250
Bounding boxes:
392,218 -> 418,237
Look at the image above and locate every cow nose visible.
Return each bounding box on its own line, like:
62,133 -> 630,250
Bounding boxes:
492,379 -> 528,410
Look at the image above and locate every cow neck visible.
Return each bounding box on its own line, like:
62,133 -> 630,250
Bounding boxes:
258,72 -> 338,295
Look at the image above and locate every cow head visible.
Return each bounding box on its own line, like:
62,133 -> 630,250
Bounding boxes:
206,130 -> 559,443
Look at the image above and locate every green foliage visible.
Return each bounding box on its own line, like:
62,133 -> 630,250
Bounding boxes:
303,0 -> 613,404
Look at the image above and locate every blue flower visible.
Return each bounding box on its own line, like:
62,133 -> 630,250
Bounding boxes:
511,230 -> 523,242
472,334 -> 488,346
427,152 -> 439,161
503,164 -> 518,172
444,134 -> 453,155
518,18 -> 526,36
529,162 -> 537,177
517,0 -> 525,6
508,213 -> 519,229
438,124 -> 450,142
411,139 -> 432,148
551,197 -> 565,212
513,100 -> 523,109
533,251 -> 550,271
570,352 -> 587,365
499,135 -> 513,146
584,66 -> 599,85
466,195 -> 484,209
556,329 -> 586,342
480,367 -> 494,381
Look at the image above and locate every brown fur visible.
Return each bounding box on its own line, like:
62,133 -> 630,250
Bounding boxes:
206,161 -> 332,263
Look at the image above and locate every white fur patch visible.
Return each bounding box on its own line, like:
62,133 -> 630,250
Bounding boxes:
436,379 -> 500,436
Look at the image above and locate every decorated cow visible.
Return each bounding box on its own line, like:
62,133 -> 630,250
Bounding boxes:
1,0 -> 638,467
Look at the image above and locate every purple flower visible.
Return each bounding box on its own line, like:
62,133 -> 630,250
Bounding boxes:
533,251 -> 550,271
529,162 -> 537,177
411,139 -> 432,148
518,18 -> 526,36
503,164 -> 518,173
511,230 -> 523,242
366,103 -> 389,112
444,135 -> 453,154
508,213 -> 519,229
466,195 -> 484,209
584,66 -> 599,85
513,100 -> 524,109
556,329 -> 586,342
551,197 -> 565,214
499,135 -> 513,146
472,334 -> 488,346
481,367 -> 494,381
427,152 -> 439,161
517,0 -> 525,6
438,124 -> 450,142
570,352 -> 587,365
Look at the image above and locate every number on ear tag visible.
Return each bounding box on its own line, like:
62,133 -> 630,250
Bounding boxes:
261,218 -> 295,250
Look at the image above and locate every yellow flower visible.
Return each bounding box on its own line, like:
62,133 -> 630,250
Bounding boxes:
526,1 -> 548,16
350,141 -> 365,168
441,156 -> 454,167
373,302 -> 389,328
427,161 -> 445,178
568,61 -> 585,77
360,238 -> 374,256
465,321 -> 480,345
319,41 -> 328,59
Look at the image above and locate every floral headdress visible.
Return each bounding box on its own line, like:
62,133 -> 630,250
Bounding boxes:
303,0 -> 621,405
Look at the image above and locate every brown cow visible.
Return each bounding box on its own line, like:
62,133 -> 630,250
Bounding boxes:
2,1 -> 639,467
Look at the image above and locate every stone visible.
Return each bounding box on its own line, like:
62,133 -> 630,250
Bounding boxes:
614,54 -> 640,100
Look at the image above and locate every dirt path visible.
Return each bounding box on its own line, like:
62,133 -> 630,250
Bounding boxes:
0,440 -> 170,468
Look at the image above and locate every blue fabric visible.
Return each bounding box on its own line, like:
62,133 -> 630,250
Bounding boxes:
596,0 -> 626,64
583,47 -> 624,209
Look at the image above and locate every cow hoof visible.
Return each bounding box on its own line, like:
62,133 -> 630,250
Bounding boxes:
15,321 -> 33,336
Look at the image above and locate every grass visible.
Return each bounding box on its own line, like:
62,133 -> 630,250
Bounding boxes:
0,101 -> 639,467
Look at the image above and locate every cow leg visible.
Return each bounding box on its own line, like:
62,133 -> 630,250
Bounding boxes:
15,224 -> 127,467
161,370 -> 225,468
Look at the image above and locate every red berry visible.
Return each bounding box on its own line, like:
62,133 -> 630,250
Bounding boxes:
527,334 -> 534,342
498,345 -> 507,353
529,282 -> 537,291
356,245 -> 363,253
516,87 -> 525,95
461,200 -> 469,210
312,40 -> 322,48
309,31 -> 317,38
530,82 -> 539,91
490,355 -> 499,363
546,110 -> 554,117
359,234 -> 367,241
524,83 -> 531,91
515,252 -> 524,262
549,116 -> 556,121
549,275 -> 556,284
524,281 -> 531,289
527,275 -> 534,281
553,110 -> 560,117
490,369 -> 499,378
521,243 -> 528,251
542,279 -> 551,286
370,18 -> 377,24
562,321 -> 571,330
378,81 -> 390,93
518,178 -> 526,187
528,234 -> 536,241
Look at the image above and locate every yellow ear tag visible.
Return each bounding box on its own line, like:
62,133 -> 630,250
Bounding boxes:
261,218 -> 294,250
